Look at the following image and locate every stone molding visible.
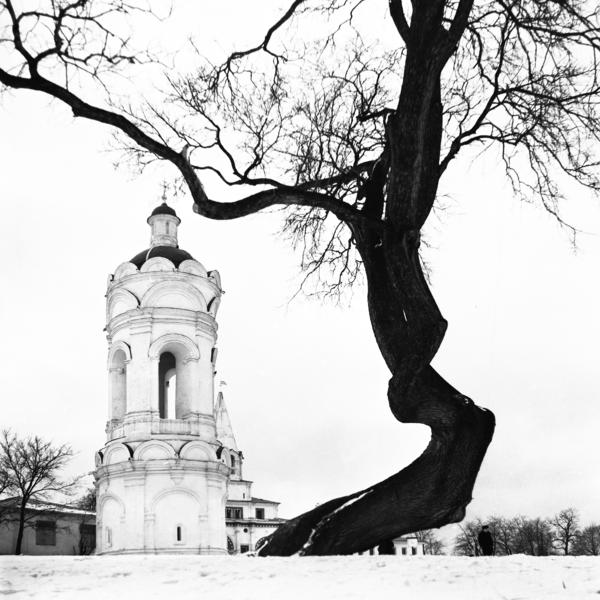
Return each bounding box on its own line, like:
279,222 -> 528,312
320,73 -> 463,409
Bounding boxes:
147,332 -> 200,361
141,279 -> 208,312
107,309 -> 217,340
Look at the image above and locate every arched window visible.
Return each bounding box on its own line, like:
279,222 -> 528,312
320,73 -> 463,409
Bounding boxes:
176,525 -> 183,542
255,537 -> 269,552
158,352 -> 176,419
109,349 -> 127,421
227,536 -> 235,555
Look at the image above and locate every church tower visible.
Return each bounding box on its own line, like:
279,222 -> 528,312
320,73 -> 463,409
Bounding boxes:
94,201 -> 230,554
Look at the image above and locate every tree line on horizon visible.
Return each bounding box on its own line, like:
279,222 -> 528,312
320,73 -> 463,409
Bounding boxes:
453,510 -> 600,556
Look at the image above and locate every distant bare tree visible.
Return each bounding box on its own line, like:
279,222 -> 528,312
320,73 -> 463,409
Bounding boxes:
551,508 -> 580,556
2,0 -> 600,554
0,462 -> 10,526
415,529 -> 445,555
75,487 -> 97,512
0,430 -> 77,554
485,516 -> 518,556
573,524 -> 600,556
512,516 -> 554,556
454,519 -> 483,556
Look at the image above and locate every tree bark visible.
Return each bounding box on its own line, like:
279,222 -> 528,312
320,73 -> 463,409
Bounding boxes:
15,499 -> 27,554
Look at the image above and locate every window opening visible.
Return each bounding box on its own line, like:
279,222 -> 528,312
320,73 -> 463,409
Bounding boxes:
158,352 -> 176,419
106,527 -> 112,547
36,521 -> 56,546
255,508 -> 265,520
176,526 -> 182,542
240,544 -> 250,553
110,349 -> 127,421
226,507 -> 243,519
79,524 -> 96,555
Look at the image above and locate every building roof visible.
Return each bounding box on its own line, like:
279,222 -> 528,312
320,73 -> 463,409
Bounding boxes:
129,246 -> 195,268
149,202 -> 178,219
215,391 -> 238,451
0,497 -> 94,517
225,497 -> 280,505
250,497 -> 281,505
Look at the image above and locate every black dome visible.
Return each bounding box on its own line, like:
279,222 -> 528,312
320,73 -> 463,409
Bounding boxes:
149,202 -> 178,218
130,246 -> 194,268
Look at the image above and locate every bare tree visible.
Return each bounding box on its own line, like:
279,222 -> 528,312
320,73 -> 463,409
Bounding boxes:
1,0 -> 599,554
0,462 -> 11,526
454,518 -> 483,556
0,430 -> 77,554
512,516 -> 555,556
486,516 -> 518,556
573,524 -> 600,556
551,507 -> 580,556
75,487 -> 96,512
415,529 -> 445,555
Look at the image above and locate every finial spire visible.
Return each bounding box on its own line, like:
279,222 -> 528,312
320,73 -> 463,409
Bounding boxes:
161,180 -> 168,204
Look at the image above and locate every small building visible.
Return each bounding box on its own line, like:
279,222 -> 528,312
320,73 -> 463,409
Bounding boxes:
0,498 -> 95,555
358,535 -> 424,557
393,535 -> 424,556
216,390 -> 285,553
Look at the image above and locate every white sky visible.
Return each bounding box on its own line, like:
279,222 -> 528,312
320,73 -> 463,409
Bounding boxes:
0,2 -> 598,544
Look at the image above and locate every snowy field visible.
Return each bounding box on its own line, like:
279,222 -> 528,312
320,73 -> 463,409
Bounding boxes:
1,555 -> 599,600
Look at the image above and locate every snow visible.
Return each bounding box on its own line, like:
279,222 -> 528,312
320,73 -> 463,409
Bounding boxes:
1,555 -> 599,599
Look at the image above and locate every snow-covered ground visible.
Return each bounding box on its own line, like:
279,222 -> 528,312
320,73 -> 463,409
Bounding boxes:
1,555 -> 599,599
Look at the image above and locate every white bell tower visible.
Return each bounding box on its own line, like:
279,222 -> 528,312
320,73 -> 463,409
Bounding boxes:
94,201 -> 229,555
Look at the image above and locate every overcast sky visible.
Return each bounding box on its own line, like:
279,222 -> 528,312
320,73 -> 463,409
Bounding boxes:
0,2 -> 598,543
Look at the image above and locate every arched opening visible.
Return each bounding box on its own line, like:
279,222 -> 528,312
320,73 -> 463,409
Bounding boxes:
151,335 -> 199,419
109,349 -> 127,421
159,352 -> 176,419
176,525 -> 182,542
227,536 -> 235,554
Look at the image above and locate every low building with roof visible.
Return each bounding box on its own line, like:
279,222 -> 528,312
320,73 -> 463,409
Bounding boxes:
0,498 -> 95,555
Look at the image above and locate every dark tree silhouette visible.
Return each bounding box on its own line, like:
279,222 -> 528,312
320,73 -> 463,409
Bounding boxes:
75,487 -> 97,512
551,507 -> 580,555
454,518 -> 483,556
0,430 -> 77,554
573,524 -> 600,556
415,529 -> 445,555
1,0 -> 599,555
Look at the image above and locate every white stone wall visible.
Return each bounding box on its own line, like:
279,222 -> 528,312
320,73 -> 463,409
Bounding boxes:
95,221 -> 230,555
226,523 -> 282,554
393,536 -> 424,556
96,449 -> 229,554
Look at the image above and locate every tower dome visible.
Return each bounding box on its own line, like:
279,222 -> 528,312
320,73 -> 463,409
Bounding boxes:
128,202 -> 197,268
94,202 -> 228,555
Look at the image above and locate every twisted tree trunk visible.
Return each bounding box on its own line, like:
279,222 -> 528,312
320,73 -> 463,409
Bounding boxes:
259,4 -> 494,555
258,224 -> 495,556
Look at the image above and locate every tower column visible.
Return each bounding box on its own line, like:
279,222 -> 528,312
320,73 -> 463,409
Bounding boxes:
96,200 -> 227,555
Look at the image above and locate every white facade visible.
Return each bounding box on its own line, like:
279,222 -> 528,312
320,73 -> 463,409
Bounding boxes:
95,203 -> 231,555
94,202 -> 283,555
393,535 -> 424,556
